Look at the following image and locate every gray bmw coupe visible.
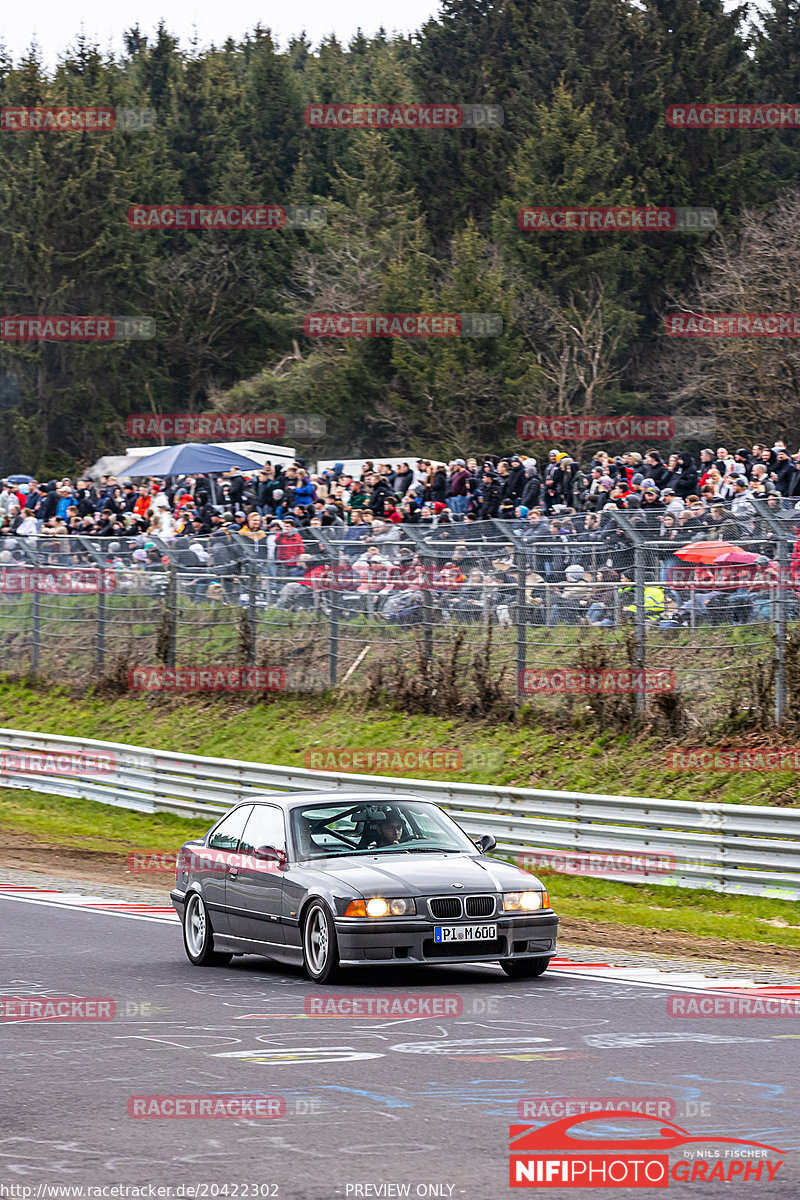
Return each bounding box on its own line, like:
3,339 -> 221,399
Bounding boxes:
171,791 -> 558,982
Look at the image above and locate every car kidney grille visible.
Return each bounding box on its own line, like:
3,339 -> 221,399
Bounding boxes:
429,897 -> 462,919
465,895 -> 494,917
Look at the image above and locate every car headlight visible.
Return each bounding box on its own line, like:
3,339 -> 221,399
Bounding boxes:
502,890 -> 545,912
343,897 -> 416,917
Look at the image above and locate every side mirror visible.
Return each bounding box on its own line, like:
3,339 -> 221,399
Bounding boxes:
254,845 -> 288,870
475,834 -> 496,854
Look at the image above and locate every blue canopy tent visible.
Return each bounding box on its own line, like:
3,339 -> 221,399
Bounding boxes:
127,442 -> 265,507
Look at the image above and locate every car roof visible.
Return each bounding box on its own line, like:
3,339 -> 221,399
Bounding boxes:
230,791 -> 431,812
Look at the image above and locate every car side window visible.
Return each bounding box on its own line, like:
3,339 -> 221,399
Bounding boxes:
239,805 -> 287,857
207,805 -> 253,852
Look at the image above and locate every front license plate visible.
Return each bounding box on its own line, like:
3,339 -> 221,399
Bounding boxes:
434,924 -> 497,942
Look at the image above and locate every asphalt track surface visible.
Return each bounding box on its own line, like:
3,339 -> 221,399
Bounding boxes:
2,892 -> 799,1199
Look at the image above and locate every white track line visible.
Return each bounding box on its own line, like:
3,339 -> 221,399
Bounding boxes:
0,888 -> 179,923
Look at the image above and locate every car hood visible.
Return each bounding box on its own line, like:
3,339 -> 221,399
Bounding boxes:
305,852 -> 543,896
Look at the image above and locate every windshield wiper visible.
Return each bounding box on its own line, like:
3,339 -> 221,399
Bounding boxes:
404,846 -> 463,854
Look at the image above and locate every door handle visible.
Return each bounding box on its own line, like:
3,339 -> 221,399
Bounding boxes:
228,868 -> 239,878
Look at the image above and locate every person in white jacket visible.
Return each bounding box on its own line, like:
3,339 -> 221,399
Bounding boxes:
0,484 -> 17,520
15,511 -> 39,540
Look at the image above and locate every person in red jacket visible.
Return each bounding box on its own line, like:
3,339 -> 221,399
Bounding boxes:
274,518 -> 305,575
383,499 -> 403,524
132,486 -> 152,521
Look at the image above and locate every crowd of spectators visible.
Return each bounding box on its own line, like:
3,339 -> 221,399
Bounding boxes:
5,440 -> 800,532
2,440 -> 799,627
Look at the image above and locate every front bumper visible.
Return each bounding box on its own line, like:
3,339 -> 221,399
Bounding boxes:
334,911 -> 558,966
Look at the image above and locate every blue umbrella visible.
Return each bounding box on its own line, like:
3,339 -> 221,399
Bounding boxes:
127,442 -> 264,478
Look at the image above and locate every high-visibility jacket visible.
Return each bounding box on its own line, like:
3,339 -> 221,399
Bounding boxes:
624,585 -> 667,616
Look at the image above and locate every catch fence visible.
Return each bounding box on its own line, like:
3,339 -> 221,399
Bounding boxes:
0,501 -> 797,721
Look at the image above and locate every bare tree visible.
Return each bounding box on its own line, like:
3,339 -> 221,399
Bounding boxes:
514,278 -> 636,413
656,190 -> 800,440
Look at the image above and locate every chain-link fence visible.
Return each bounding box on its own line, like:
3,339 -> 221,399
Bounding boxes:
0,502 -> 797,722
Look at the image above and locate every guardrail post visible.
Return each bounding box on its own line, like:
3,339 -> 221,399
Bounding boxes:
31,590 -> 40,675
328,584 -> 339,687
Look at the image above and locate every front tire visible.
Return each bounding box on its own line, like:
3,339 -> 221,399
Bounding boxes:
183,892 -> 232,967
302,901 -> 342,983
501,957 -> 550,979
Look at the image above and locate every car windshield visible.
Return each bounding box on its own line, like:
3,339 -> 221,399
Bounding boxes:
291,799 -> 478,860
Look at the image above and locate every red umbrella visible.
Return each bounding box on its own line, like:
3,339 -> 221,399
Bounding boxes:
674,541 -> 747,564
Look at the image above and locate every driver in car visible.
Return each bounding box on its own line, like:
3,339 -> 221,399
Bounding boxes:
374,816 -> 404,847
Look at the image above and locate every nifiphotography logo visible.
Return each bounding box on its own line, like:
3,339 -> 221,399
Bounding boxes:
509,1111 -> 785,1187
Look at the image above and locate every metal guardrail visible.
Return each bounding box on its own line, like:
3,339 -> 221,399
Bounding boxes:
1,726 -> 799,900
